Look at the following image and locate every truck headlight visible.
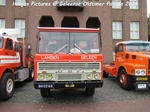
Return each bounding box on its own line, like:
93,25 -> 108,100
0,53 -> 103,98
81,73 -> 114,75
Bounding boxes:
46,74 -> 53,80
135,69 -> 146,76
94,73 -> 100,79
38,74 -> 44,80
141,70 -> 146,75
87,73 -> 93,79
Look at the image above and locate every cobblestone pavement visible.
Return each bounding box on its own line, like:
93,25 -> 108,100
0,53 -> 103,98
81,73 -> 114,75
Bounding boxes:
0,76 -> 150,112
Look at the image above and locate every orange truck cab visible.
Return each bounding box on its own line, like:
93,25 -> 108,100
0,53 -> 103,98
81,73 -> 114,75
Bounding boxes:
34,27 -> 103,97
0,30 -> 34,101
104,40 -> 150,90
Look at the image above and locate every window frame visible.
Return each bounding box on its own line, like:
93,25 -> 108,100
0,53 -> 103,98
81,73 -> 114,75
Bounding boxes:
129,0 -> 139,9
112,21 -> 122,39
112,0 -> 122,9
5,39 -> 13,50
0,19 -> 5,28
0,0 -> 6,5
130,22 -> 139,39
15,19 -> 25,38
14,0 -> 26,6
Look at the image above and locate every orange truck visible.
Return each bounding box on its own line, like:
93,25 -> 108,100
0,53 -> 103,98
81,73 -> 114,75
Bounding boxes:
34,27 -> 103,97
104,40 -> 150,90
0,29 -> 34,101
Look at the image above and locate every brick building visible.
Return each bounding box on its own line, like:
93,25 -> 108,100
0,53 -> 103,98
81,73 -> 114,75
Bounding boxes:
0,0 -> 148,63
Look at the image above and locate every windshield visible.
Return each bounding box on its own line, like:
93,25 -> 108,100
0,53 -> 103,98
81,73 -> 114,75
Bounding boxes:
0,36 -> 4,49
38,31 -> 100,54
126,42 -> 150,52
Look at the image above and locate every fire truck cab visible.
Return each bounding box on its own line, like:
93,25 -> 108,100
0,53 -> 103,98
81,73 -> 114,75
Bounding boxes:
34,27 -> 103,97
0,29 -> 34,101
104,40 -> 150,90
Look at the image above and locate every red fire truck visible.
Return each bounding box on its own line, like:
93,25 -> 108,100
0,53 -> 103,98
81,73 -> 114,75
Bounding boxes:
0,29 -> 34,101
34,27 -> 103,97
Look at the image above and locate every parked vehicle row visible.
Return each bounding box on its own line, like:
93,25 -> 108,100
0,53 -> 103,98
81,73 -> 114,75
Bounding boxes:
1,28 -> 150,101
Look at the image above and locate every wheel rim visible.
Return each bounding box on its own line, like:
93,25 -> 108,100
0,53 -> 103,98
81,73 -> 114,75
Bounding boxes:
6,78 -> 13,94
120,74 -> 127,86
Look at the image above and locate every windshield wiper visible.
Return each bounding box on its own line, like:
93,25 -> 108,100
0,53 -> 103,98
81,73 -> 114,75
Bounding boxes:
74,44 -> 87,54
54,44 -> 68,54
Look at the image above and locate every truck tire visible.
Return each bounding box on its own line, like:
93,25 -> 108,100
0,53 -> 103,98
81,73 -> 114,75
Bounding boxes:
40,89 -> 50,97
85,87 -> 95,96
119,70 -> 133,90
103,71 -> 109,78
28,66 -> 34,81
0,72 -> 14,101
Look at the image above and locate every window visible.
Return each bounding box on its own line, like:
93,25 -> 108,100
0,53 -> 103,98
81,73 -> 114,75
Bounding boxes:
112,0 -> 122,9
112,22 -> 122,39
130,22 -> 139,39
118,44 -> 123,52
0,19 -> 5,28
15,19 -> 25,38
129,0 -> 139,9
0,0 -> 6,5
6,39 -> 13,50
0,37 -> 4,48
15,0 -> 26,5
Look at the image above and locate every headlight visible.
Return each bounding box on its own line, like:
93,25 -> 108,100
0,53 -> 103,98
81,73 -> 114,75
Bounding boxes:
87,73 -> 93,79
46,74 -> 53,80
135,69 -> 146,76
38,74 -> 44,80
94,73 -> 100,79
141,70 -> 146,75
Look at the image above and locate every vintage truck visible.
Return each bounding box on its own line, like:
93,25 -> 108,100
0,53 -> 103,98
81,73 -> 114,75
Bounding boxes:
104,40 -> 150,90
34,27 -> 104,97
0,29 -> 34,101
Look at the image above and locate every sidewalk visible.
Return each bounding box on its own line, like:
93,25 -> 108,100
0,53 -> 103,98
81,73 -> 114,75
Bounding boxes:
0,98 -> 149,112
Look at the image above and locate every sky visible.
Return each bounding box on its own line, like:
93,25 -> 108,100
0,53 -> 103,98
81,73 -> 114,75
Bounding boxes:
147,0 -> 150,17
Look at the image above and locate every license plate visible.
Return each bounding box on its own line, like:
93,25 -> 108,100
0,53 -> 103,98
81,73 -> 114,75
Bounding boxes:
136,77 -> 148,81
137,84 -> 147,89
38,84 -> 53,88
65,84 -> 75,88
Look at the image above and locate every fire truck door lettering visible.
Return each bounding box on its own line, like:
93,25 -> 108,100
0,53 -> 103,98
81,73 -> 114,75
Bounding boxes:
41,56 -> 59,60
81,55 -> 97,60
117,57 -> 124,62
0,52 -> 20,63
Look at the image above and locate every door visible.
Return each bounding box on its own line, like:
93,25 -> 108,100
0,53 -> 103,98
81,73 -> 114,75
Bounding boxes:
115,44 -> 125,66
4,39 -> 17,63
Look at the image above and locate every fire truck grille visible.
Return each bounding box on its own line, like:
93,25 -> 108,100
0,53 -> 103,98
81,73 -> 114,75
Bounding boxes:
38,62 -> 100,70
58,74 -> 82,80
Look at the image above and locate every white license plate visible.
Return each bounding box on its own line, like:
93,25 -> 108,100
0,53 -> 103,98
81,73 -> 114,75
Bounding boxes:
137,84 -> 147,89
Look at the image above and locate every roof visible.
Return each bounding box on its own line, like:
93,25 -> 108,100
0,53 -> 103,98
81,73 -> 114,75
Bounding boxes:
0,29 -> 20,42
37,27 -> 100,33
116,40 -> 150,45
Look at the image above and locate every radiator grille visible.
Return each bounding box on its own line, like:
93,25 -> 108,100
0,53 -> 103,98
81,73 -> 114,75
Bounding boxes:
38,62 -> 100,70
58,74 -> 82,80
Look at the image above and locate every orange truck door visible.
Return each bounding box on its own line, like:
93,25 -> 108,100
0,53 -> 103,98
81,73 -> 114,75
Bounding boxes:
115,44 -> 125,66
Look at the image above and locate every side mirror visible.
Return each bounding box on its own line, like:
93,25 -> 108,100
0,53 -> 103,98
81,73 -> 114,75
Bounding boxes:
114,46 -> 118,53
28,43 -> 32,50
27,43 -> 33,57
14,43 -> 20,52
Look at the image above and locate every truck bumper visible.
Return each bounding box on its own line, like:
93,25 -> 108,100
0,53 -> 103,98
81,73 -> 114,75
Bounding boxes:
34,80 -> 103,89
135,76 -> 150,90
